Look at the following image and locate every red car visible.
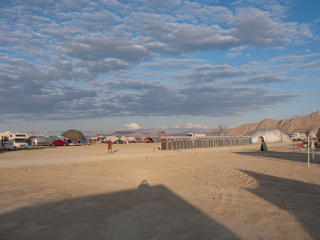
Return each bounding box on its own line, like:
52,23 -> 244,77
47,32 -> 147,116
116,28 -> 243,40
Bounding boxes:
50,140 -> 69,146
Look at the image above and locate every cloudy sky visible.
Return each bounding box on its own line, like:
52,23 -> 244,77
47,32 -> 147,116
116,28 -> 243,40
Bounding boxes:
1,0 -> 319,135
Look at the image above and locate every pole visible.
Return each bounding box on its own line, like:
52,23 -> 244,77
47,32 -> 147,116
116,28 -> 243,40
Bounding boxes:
311,138 -> 315,161
308,136 -> 310,167
293,138 -> 294,150
166,137 -> 168,151
192,137 -> 196,155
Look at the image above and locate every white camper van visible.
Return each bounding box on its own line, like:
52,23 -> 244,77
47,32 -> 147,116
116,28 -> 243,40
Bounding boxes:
0,132 -> 28,150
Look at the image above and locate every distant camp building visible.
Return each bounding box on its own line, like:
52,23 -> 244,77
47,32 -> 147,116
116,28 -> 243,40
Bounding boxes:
61,129 -> 86,144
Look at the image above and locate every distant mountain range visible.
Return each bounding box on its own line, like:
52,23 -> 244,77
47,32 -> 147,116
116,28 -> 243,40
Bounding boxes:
108,110 -> 320,138
111,130 -> 162,138
112,131 -> 137,135
224,110 -> 320,136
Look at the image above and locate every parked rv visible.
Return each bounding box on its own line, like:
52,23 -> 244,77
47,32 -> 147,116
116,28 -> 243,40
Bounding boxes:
0,137 -> 15,150
0,132 -> 28,150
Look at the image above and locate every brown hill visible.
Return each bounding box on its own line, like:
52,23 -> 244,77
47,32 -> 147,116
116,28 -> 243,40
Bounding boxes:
225,110 -> 320,136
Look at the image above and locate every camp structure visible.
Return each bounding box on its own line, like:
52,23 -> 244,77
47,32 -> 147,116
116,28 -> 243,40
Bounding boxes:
90,134 -> 106,144
127,136 -> 137,143
61,129 -> 86,144
117,135 -> 129,143
104,136 -> 119,143
309,124 -> 320,140
245,129 -> 292,143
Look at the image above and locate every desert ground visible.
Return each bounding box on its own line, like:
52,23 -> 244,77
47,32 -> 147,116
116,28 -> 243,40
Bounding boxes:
0,142 -> 320,240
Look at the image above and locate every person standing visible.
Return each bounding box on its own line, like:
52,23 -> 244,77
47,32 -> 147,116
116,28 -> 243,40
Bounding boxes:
107,140 -> 113,153
260,136 -> 268,151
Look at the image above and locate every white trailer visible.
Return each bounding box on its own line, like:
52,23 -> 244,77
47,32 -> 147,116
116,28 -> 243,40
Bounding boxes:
32,136 -> 57,146
0,132 -> 28,149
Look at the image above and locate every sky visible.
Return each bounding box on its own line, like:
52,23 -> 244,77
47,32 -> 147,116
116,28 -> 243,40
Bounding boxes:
0,0 -> 320,136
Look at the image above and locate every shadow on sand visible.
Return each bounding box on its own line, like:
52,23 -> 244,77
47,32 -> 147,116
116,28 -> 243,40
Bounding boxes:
0,180 -> 239,240
241,170 -> 320,239
235,150 -> 319,165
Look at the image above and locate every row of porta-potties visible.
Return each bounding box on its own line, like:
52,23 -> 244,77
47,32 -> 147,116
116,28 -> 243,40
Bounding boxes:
160,136 -> 250,150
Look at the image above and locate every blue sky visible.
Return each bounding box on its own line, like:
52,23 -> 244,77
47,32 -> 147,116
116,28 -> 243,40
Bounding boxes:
0,0 -> 319,136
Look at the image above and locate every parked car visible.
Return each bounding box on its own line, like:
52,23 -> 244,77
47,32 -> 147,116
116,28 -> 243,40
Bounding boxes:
50,140 -> 69,146
113,140 -> 126,144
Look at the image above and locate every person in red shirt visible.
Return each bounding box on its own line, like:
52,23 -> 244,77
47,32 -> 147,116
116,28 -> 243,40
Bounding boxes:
107,140 -> 113,153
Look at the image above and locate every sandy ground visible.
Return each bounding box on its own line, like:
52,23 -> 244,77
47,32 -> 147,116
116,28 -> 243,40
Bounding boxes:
0,142 -> 320,240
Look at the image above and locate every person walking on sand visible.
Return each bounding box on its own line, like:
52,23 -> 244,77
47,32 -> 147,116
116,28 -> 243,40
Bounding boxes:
107,140 -> 113,153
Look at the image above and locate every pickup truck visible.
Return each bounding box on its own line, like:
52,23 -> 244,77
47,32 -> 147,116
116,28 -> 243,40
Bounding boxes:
50,140 -> 69,146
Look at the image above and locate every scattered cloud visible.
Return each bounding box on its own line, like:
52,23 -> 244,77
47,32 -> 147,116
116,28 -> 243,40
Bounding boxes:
299,60 -> 320,70
235,74 -> 303,85
269,53 -> 320,64
0,0 -> 318,127
121,123 -> 143,131
171,122 -> 210,129
225,45 -> 249,59
179,64 -> 249,84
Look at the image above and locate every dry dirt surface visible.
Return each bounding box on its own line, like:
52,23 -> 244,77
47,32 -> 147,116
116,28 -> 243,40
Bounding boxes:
1,143 -> 320,239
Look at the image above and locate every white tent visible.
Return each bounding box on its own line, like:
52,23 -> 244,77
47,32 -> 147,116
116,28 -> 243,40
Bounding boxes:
127,136 -> 136,142
245,129 -> 292,143
309,125 -> 320,139
119,136 -> 127,141
103,136 -> 119,142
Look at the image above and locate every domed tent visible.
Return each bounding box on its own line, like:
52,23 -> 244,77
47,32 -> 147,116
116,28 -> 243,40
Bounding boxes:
245,129 -> 291,143
61,129 -> 86,144
309,125 -> 320,139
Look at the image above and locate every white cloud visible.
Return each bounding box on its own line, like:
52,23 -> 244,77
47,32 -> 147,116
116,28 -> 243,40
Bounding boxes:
0,0 -> 318,125
181,64 -> 248,84
228,7 -> 312,47
121,123 -> 143,130
225,52 -> 242,59
299,60 -> 320,70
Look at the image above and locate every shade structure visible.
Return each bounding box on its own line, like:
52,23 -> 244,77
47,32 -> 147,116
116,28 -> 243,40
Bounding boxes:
61,129 -> 86,141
